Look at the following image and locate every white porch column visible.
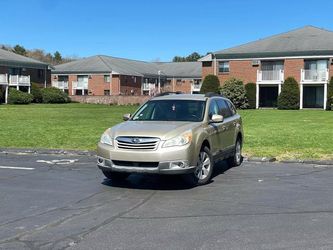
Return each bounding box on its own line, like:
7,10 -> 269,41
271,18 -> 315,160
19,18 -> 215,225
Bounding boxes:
28,86 -> 31,94
300,84 -> 303,109
5,85 -> 8,104
324,83 -> 327,110
16,85 -> 19,90
256,84 -> 259,109
278,84 -> 282,94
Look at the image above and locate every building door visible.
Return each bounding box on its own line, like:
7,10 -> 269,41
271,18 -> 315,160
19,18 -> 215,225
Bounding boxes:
303,85 -> 324,108
259,86 -> 278,107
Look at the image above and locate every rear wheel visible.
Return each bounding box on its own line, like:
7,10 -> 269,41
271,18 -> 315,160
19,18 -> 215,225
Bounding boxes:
102,171 -> 130,181
186,146 -> 214,186
227,138 -> 243,167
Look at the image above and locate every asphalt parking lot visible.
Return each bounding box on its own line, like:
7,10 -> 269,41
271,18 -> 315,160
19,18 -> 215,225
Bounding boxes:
0,153 -> 332,250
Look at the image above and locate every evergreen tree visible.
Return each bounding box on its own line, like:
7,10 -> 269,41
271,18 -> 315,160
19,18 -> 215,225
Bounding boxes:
277,77 -> 300,110
200,75 -> 220,94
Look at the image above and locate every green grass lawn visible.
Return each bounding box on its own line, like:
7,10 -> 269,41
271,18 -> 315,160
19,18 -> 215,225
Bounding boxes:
0,103 -> 332,160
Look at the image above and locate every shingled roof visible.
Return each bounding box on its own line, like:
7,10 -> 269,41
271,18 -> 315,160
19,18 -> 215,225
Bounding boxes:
53,55 -> 202,78
0,48 -> 48,68
155,62 -> 201,78
214,26 -> 333,59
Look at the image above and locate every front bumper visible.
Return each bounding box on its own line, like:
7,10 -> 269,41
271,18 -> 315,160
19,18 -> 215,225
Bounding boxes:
97,142 -> 197,175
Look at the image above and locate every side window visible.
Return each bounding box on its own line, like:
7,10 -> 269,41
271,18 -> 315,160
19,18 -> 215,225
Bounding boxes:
216,99 -> 232,118
226,100 -> 236,116
208,100 -> 219,119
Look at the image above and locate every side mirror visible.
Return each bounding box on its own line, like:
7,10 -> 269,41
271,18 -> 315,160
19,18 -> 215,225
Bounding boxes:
210,114 -> 224,123
123,113 -> 131,121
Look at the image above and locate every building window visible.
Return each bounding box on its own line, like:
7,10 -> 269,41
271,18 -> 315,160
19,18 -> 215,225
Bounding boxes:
104,90 -> 110,95
38,69 -> 44,79
176,79 -> 182,85
104,75 -> 110,83
203,61 -> 212,67
219,61 -> 229,73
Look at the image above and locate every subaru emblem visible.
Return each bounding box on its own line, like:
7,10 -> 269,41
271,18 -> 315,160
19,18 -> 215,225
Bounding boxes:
132,138 -> 141,144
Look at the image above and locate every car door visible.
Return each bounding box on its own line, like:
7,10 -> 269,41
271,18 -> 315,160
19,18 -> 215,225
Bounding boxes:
206,99 -> 225,157
216,98 -> 235,151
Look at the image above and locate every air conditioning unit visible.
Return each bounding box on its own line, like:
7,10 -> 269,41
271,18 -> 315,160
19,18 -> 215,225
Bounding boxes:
252,60 -> 260,66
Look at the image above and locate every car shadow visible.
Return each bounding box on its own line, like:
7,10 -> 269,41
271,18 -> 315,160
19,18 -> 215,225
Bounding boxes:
101,160 -> 234,191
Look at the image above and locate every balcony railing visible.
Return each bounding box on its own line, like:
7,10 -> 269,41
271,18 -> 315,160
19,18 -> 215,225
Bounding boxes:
52,81 -> 69,89
9,75 -> 30,86
257,70 -> 284,83
301,69 -> 329,82
0,74 -> 8,84
191,83 -> 202,92
72,81 -> 88,89
142,83 -> 155,91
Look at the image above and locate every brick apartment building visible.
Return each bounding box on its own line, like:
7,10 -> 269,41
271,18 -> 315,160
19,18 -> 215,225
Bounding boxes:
0,48 -> 51,103
51,56 -> 201,97
200,26 -> 333,109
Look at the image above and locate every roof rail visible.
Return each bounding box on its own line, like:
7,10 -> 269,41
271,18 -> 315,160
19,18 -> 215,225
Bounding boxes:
154,91 -> 184,97
204,92 -> 224,98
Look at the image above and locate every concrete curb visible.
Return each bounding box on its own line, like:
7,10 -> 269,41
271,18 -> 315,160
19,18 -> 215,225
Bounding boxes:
0,148 -> 96,157
245,157 -> 333,166
1,148 -> 332,166
245,157 -> 277,163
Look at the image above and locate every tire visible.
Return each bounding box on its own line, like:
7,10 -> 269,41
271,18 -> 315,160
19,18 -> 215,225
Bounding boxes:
185,146 -> 214,186
102,171 -> 130,181
227,138 -> 243,167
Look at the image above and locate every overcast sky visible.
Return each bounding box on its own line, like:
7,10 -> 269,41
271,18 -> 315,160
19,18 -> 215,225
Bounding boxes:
1,0 -> 333,61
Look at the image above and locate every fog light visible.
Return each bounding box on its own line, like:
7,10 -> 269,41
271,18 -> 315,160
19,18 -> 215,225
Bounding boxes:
170,161 -> 187,169
97,158 -> 104,164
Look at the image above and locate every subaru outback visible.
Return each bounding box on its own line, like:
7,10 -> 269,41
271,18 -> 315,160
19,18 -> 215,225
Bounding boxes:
97,93 -> 243,185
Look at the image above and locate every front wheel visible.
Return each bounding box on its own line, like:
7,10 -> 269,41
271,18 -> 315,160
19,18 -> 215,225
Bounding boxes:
185,146 -> 214,186
227,139 -> 243,167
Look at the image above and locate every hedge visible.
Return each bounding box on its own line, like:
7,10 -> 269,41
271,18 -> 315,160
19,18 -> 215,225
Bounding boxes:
31,83 -> 43,103
7,89 -> 33,104
41,87 -> 70,103
326,77 -> 333,110
245,82 -> 256,109
220,78 -> 249,109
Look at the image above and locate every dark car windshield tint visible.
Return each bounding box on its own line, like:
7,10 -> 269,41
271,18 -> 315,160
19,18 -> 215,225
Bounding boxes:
132,100 -> 206,122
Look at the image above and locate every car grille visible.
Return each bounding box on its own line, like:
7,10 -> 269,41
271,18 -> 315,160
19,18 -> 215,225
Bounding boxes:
112,160 -> 159,168
116,136 -> 160,150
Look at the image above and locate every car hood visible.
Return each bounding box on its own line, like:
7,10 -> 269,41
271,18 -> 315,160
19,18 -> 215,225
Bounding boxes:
109,121 -> 199,140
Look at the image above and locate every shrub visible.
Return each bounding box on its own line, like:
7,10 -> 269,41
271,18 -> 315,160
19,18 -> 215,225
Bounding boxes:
245,82 -> 256,109
41,87 -> 70,103
31,83 -> 43,103
8,89 -> 33,104
200,75 -> 220,94
277,77 -> 300,110
326,77 -> 333,110
220,78 -> 249,109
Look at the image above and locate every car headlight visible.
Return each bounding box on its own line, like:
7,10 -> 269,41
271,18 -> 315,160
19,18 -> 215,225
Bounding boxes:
163,130 -> 192,148
100,131 -> 113,146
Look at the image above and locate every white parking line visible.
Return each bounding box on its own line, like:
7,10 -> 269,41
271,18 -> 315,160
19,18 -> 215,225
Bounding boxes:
0,166 -> 35,170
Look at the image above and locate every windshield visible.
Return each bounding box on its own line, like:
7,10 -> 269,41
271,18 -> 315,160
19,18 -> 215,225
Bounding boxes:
132,100 -> 206,122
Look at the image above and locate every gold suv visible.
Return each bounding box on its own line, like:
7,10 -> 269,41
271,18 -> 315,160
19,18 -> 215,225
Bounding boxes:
97,93 -> 243,185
